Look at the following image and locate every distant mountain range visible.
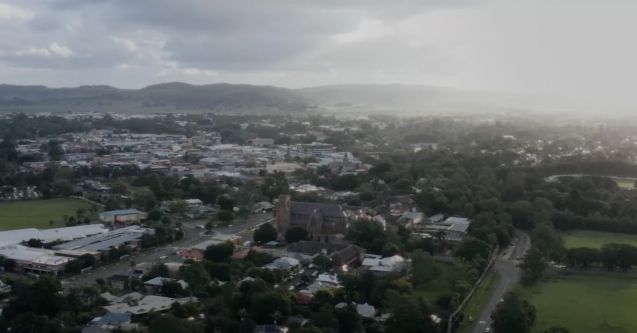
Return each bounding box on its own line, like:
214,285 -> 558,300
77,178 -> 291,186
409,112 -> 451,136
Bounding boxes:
0,82 -> 520,114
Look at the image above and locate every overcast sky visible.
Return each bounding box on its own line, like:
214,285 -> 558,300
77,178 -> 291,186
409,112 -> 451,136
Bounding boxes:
0,0 -> 636,108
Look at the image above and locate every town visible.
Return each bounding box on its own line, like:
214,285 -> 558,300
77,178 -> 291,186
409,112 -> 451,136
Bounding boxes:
0,110 -> 636,333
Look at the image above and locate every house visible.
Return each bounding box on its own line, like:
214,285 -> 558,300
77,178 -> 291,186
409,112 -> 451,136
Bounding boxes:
360,254 -> 406,275
264,257 -> 301,273
253,201 -> 274,214
103,294 -> 197,316
143,277 -> 188,293
396,211 -> 424,230
275,194 -> 347,242
82,313 -> 135,333
99,209 -> 147,225
287,241 -> 365,267
300,273 -> 342,295
356,303 -> 376,319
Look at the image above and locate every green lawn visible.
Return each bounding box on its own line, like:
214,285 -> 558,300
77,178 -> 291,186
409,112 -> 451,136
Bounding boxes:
562,230 -> 637,249
0,198 -> 97,230
613,177 -> 636,190
526,274 -> 637,333
458,271 -> 500,333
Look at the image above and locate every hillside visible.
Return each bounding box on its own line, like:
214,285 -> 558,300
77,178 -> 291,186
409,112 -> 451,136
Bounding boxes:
0,82 -> 519,114
0,82 -> 309,113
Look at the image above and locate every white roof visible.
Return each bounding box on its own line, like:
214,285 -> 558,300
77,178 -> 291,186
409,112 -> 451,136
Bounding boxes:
0,244 -> 71,266
0,224 -> 108,247
356,303 -> 376,318
361,254 -> 405,272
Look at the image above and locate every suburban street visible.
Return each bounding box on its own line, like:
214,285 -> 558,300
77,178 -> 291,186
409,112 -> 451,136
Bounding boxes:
62,214 -> 274,289
471,231 -> 531,333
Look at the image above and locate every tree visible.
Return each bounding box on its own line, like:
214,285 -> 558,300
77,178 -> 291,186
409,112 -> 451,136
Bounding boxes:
520,248 -> 547,285
179,262 -> 211,292
148,314 -> 196,333
384,290 -> 440,333
26,238 -> 43,248
335,305 -> 363,333
346,221 -> 386,253
161,280 -> 186,298
491,292 -> 536,333
284,226 -> 308,243
253,223 -> 278,244
250,291 -> 291,324
216,210 -> 234,223
168,200 -> 188,216
217,196 -> 235,211
205,241 -> 235,263
411,249 -> 440,286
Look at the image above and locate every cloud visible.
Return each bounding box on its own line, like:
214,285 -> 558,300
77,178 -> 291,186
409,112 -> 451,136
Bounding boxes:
17,42 -> 74,58
0,3 -> 33,21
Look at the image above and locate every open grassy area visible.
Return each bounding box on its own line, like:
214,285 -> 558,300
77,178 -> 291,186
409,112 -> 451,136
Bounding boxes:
458,271 -> 500,333
612,177 -> 636,190
0,198 -> 97,230
562,230 -> 637,249
526,274 -> 637,333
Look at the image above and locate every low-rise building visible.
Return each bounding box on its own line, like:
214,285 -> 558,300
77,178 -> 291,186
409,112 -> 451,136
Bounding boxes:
99,209 -> 147,225
0,245 -> 75,275
360,254 -> 406,275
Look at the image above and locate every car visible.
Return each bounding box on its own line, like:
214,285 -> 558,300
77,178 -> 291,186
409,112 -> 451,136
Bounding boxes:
159,255 -> 168,260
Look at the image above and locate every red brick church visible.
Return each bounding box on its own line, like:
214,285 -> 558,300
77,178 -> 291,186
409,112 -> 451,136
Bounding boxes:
275,194 -> 347,242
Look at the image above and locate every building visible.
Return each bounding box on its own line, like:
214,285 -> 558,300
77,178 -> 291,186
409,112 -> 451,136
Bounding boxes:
264,257 -> 301,273
422,216 -> 471,242
0,244 -> 78,275
99,209 -> 147,225
287,241 -> 364,267
54,226 -> 153,253
0,224 -> 108,247
103,293 -> 197,316
275,194 -> 347,242
394,211 -> 425,230
82,313 -> 136,333
360,254 -> 406,275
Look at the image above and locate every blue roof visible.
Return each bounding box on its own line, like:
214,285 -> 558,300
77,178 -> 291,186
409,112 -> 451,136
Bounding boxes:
99,209 -> 142,217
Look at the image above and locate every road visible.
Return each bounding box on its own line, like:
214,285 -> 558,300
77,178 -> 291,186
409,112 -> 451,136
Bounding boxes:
470,231 -> 531,333
62,214 -> 273,289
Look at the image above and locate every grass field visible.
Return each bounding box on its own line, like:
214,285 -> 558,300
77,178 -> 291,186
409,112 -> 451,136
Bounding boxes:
527,274 -> 637,333
458,271 -> 500,333
562,230 -> 637,249
613,177 -> 636,190
0,198 -> 97,230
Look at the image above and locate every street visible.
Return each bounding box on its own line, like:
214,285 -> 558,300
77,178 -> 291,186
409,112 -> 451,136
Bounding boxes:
62,214 -> 273,289
470,231 -> 531,333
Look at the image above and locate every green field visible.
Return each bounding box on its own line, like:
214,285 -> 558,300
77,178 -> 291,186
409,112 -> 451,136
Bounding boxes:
0,198 -> 97,230
527,274 -> 637,333
562,230 -> 637,249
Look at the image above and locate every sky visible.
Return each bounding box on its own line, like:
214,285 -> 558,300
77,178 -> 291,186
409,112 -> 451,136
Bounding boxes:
0,0 -> 636,108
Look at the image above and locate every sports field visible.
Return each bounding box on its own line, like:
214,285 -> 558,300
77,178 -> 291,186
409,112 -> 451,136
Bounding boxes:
0,198 -> 97,230
528,274 -> 637,333
562,230 -> 637,249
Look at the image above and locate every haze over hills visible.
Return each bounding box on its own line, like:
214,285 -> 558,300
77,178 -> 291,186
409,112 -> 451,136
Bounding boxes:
0,82 -> 535,115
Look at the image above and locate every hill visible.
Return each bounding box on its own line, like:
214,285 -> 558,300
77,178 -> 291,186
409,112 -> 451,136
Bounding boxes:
0,82 -> 309,113
0,82 -> 521,114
